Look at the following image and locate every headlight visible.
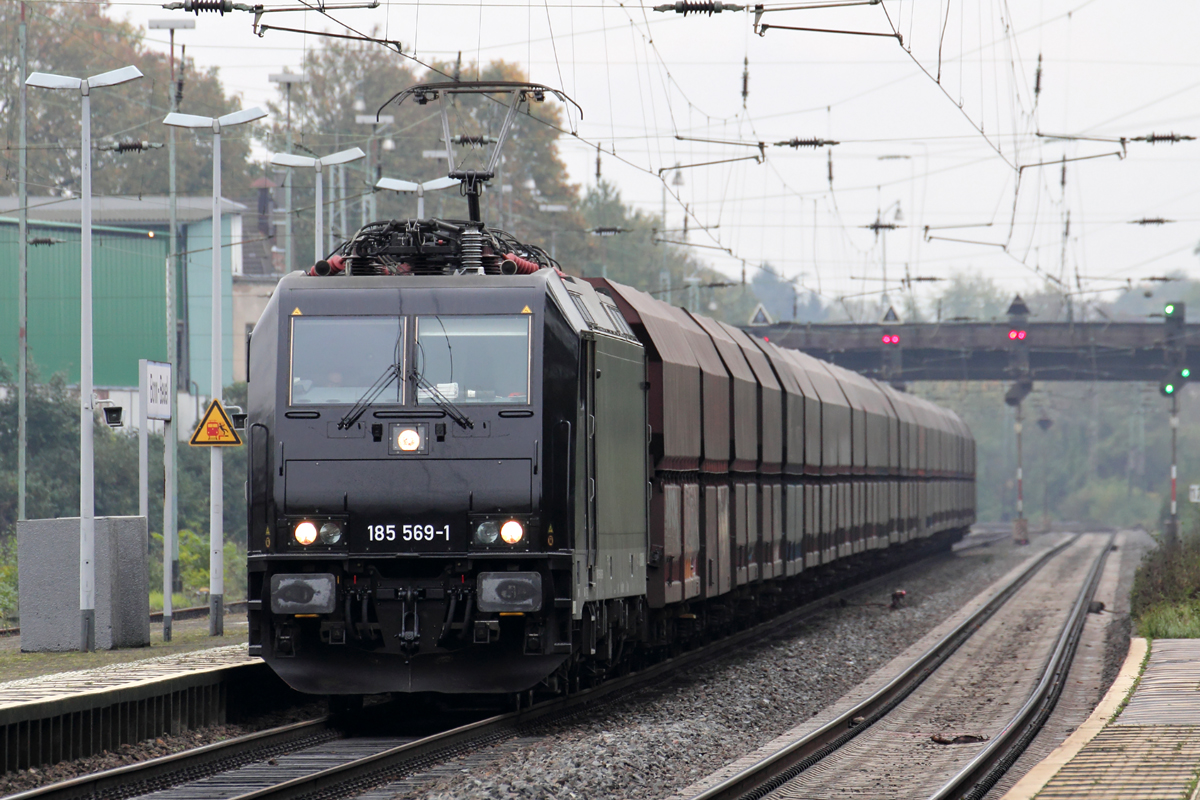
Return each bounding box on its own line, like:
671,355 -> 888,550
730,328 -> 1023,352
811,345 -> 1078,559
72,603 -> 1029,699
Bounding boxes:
500,519 -> 524,545
319,521 -> 344,544
294,521 -> 318,546
475,520 -> 499,545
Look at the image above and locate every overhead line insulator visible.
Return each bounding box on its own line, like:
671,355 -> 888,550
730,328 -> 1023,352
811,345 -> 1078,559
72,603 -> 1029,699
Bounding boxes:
653,1 -> 746,14
775,137 -> 839,148
1134,132 -> 1196,145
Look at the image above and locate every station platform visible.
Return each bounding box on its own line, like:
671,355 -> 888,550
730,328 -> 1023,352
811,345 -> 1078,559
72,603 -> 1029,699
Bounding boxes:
0,616 -> 262,774
1003,637 -> 1200,800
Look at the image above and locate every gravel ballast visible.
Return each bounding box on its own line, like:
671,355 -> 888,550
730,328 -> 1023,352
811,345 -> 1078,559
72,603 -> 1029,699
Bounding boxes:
387,541 -> 1043,800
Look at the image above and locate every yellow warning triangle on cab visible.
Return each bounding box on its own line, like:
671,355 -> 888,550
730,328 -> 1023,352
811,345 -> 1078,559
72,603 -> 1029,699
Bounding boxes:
190,399 -> 243,447
521,306 -> 532,314
291,307 -> 303,316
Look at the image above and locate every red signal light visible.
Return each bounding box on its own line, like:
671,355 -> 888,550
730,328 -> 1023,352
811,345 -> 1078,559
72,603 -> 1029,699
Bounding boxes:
881,334 -> 900,344
1008,329 -> 1026,341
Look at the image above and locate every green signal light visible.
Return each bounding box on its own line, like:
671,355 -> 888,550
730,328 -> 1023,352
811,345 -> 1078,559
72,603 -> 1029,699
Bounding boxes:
1166,304 -> 1177,315
1165,383 -> 1176,394
1184,368 -> 1192,379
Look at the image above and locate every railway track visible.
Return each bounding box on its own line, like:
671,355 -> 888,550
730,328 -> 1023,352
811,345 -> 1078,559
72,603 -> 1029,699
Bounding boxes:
677,532 -> 1113,800
10,546 -> 961,800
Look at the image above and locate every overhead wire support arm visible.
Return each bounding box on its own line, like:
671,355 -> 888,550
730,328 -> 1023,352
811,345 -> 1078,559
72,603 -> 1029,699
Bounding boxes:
757,22 -> 900,41
1017,150 -> 1124,175
255,24 -> 402,50
659,152 -> 764,174
652,238 -> 734,254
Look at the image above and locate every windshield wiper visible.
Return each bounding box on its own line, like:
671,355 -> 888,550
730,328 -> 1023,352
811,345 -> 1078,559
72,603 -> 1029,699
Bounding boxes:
338,363 -> 401,430
411,370 -> 474,430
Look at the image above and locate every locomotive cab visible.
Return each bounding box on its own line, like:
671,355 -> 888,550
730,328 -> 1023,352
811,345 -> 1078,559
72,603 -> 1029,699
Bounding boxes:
246,267 -> 648,695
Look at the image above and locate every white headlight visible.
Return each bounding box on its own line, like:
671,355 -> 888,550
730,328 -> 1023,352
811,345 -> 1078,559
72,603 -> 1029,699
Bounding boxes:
500,520 -> 524,545
294,521 -> 318,546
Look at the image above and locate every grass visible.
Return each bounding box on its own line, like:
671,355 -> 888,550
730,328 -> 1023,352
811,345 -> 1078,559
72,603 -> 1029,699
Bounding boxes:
1136,601 -> 1200,638
0,615 -> 249,682
1109,639 -> 1152,724
1131,523 -> 1200,638
148,591 -> 202,613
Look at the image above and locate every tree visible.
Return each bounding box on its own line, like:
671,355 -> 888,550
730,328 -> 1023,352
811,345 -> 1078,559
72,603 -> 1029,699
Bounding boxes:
934,272 -> 1010,321
0,1 -> 257,199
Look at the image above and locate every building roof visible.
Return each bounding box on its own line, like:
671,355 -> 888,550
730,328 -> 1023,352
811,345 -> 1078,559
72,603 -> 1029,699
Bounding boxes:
0,195 -> 247,225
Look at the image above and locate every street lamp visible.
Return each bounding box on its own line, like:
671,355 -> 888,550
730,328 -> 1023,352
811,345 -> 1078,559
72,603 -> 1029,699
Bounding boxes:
270,148 -> 365,263
375,176 -> 459,219
163,105 -> 268,636
355,109 -> 395,225
268,72 -> 306,272
26,64 -> 144,652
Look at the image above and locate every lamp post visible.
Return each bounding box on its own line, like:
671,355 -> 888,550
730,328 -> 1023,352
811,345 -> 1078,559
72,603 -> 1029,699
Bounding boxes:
164,106 -> 268,636
149,16 -> 194,643
26,65 -> 144,652
355,107 -> 395,225
375,176 -> 459,219
269,148 -> 365,264
268,72 -> 306,273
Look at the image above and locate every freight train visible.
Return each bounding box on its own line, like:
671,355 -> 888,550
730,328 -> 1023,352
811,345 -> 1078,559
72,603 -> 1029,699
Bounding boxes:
244,223 -> 976,698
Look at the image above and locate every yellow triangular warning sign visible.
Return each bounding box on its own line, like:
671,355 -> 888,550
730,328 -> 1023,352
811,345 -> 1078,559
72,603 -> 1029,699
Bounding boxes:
190,399 -> 243,447
521,306 -> 532,314
291,307 -> 303,316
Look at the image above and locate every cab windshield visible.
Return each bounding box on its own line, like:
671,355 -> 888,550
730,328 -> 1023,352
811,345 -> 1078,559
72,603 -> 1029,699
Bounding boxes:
290,317 -> 404,405
414,315 -> 531,405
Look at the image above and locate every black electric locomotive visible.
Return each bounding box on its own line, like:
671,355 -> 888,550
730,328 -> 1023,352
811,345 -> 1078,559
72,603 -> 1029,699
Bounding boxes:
245,243 -> 976,698
245,82 -> 975,699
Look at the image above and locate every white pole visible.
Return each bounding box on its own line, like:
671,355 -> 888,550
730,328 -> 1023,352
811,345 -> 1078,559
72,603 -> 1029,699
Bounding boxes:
164,37 -> 178,642
417,185 -> 425,219
314,165 -> 323,262
17,3 -> 27,523
164,258 -> 176,640
210,122 -> 224,635
80,83 -> 95,652
139,359 -> 148,519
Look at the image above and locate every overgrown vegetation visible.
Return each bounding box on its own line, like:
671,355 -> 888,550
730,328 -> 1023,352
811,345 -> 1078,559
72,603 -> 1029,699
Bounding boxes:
1132,506 -> 1200,638
0,367 -> 249,622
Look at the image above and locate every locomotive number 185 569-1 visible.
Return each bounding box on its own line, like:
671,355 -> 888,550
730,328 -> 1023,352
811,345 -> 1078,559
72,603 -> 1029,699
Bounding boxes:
367,524 -> 450,543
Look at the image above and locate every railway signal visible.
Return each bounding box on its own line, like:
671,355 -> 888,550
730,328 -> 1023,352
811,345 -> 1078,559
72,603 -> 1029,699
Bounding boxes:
1007,329 -> 1027,341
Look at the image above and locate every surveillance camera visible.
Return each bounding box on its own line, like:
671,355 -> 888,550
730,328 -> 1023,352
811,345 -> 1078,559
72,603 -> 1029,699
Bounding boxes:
102,406 -> 124,428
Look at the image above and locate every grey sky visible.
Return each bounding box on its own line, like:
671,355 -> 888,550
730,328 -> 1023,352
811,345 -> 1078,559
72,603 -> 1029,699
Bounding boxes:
122,0 -> 1200,314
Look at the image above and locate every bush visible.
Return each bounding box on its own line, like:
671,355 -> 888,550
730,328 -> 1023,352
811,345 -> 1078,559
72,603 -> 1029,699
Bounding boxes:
1131,532 -> 1200,621
0,535 -> 16,623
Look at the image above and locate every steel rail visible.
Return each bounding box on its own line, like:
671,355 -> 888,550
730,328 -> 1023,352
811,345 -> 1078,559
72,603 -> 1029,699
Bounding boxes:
4,718 -> 337,800
215,547 -> 962,800
928,531 -> 1116,800
683,534 -> 1080,800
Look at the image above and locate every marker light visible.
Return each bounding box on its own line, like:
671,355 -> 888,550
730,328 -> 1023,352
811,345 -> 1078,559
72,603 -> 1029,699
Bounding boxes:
881,334 -> 900,344
500,519 -> 525,544
318,521 -> 343,544
1008,330 -> 1026,340
294,521 -> 318,545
